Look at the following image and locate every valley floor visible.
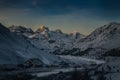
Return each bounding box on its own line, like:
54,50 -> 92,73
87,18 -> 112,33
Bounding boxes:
1,55 -> 120,80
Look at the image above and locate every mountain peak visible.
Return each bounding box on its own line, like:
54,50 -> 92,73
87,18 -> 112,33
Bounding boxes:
88,22 -> 120,37
103,22 -> 120,29
36,25 -> 49,33
38,25 -> 46,30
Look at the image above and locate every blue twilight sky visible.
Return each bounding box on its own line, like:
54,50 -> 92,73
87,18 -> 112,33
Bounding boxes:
0,0 -> 120,35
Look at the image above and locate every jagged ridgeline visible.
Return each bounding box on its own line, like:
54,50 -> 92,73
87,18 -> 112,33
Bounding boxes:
7,22 -> 120,57
8,25 -> 85,53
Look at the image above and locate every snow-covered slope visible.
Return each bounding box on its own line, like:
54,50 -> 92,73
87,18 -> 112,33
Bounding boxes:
75,22 -> 120,56
0,23 -> 62,65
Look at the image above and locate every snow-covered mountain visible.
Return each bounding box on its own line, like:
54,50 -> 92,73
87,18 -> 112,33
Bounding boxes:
75,22 -> 120,56
32,26 -> 85,53
0,23 -> 62,65
8,22 -> 120,57
34,26 -> 74,50
9,25 -> 85,53
2,22 -> 120,80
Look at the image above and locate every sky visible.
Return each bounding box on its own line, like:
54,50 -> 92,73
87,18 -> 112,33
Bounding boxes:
0,0 -> 120,35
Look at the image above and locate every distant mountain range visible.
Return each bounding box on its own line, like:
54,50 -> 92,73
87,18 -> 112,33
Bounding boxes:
0,22 -> 120,66
8,22 -> 120,57
8,25 -> 85,52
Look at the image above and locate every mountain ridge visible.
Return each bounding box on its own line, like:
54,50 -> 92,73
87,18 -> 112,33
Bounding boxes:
0,23 -> 62,65
3,22 -> 120,56
73,22 -> 120,56
8,25 -> 85,52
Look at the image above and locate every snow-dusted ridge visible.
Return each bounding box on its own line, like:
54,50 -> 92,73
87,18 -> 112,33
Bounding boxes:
7,22 -> 120,56
73,22 -> 120,56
